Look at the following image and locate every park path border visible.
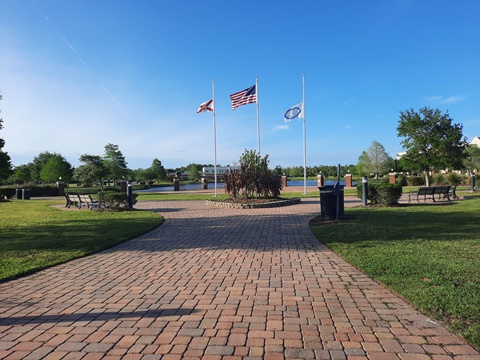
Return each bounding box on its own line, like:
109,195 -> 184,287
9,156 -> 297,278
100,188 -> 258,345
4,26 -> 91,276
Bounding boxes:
205,197 -> 301,209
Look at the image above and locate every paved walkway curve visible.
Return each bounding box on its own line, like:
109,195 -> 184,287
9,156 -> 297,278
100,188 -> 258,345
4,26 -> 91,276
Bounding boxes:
1,199 -> 479,360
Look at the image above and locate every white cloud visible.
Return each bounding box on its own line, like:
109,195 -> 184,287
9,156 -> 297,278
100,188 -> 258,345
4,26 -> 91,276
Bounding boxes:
423,95 -> 466,104
423,95 -> 443,102
441,95 -> 467,104
273,124 -> 289,130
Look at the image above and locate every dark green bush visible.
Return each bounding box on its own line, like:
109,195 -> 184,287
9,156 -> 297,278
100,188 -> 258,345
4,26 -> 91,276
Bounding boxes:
97,191 -> 137,211
356,182 -> 402,206
0,185 -> 58,198
0,187 -> 16,199
396,175 -> 408,187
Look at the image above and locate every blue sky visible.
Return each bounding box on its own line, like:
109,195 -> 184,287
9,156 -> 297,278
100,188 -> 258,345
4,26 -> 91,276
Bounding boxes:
1,0 -> 479,170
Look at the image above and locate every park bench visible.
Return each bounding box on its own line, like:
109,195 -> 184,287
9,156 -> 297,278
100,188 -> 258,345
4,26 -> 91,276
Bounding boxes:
65,193 -> 79,208
407,186 -> 452,203
78,194 -> 100,210
448,185 -> 459,200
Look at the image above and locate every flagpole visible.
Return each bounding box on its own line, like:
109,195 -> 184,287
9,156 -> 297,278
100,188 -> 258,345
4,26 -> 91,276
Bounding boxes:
212,79 -> 218,197
303,74 -> 307,195
256,76 -> 260,155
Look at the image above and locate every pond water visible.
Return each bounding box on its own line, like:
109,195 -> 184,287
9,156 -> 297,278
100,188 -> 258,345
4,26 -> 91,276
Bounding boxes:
136,179 -> 355,192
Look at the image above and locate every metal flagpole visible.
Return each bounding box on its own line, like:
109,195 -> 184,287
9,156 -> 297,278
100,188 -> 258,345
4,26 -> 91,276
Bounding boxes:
212,79 -> 218,197
256,76 -> 260,155
303,74 -> 307,195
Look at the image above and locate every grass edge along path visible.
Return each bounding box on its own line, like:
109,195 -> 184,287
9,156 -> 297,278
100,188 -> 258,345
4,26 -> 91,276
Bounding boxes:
0,199 -> 163,282
310,199 -> 480,350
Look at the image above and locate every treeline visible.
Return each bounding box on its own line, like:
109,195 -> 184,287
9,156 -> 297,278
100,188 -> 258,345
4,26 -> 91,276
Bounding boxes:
273,165 -> 357,178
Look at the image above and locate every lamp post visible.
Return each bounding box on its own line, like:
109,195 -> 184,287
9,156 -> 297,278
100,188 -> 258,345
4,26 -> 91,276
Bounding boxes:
362,175 -> 368,206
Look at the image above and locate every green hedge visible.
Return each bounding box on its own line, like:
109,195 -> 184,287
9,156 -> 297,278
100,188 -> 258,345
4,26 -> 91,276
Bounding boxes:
406,176 -> 426,186
0,185 -> 58,198
356,182 -> 403,206
0,184 -> 137,198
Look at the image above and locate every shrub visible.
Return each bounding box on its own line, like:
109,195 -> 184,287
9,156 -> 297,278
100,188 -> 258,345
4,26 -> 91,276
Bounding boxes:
446,172 -> 466,186
0,185 -> 58,198
223,169 -> 240,199
97,191 -> 137,211
406,176 -> 425,186
223,149 -> 282,200
432,174 -> 446,185
356,182 -> 402,206
396,175 -> 408,187
258,171 -> 282,198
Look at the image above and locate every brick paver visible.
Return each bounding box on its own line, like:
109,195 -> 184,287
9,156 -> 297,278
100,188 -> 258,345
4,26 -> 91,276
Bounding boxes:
1,198 -> 478,359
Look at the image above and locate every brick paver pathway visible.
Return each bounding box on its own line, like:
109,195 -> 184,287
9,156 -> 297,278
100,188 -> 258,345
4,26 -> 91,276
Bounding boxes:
1,199 -> 478,359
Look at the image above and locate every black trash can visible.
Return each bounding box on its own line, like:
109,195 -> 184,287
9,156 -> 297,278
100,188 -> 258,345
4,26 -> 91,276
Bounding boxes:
16,189 -> 23,200
319,185 -> 344,220
22,189 -> 31,200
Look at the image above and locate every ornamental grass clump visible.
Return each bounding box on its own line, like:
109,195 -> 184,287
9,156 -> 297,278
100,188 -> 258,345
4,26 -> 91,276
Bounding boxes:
223,149 -> 282,200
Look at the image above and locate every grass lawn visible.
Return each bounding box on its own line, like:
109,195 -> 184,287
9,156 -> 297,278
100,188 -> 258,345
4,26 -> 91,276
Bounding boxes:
0,199 -> 163,282
310,198 -> 480,349
2,190 -> 479,349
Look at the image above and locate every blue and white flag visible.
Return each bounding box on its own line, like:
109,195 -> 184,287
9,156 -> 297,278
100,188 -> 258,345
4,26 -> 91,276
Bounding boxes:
284,103 -> 304,122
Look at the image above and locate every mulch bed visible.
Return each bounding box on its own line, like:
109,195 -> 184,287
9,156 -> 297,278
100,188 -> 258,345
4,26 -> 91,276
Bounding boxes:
309,214 -> 356,226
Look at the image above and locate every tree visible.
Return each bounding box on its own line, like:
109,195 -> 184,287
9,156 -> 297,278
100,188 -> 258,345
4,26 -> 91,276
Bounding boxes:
288,166 -> 303,177
10,164 -> 33,184
0,94 -> 13,183
103,143 -> 128,188
0,151 -> 13,183
74,154 -> 108,189
150,158 -> 167,181
39,156 -> 73,183
31,151 -> 60,182
464,144 -> 480,172
357,141 -> 393,179
187,163 -> 200,180
356,151 -> 369,176
397,107 -> 467,186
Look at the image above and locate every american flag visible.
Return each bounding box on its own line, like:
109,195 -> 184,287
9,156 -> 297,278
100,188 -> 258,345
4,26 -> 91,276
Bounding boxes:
230,85 -> 256,110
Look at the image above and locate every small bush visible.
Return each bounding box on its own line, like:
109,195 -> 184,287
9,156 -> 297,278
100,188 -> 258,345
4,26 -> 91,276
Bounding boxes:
446,172 -> 466,186
223,149 -> 282,200
357,182 -> 402,206
98,191 -> 137,211
432,174 -> 446,185
396,175 -> 408,187
406,176 -> 425,186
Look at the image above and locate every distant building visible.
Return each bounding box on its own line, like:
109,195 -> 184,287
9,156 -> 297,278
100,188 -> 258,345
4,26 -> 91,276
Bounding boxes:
470,136 -> 480,147
202,166 -> 240,180
167,172 -> 189,180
